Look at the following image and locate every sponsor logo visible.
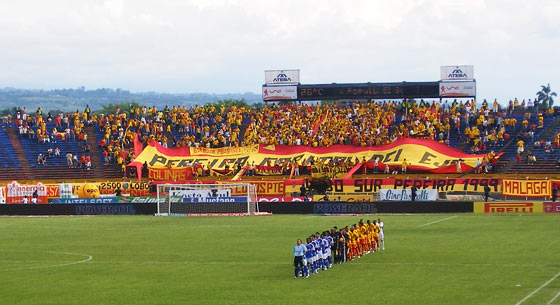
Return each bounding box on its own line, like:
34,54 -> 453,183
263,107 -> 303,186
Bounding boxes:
380,189 -> 434,201
484,202 -> 535,213
76,205 -> 136,215
313,203 -> 378,214
448,68 -> 468,79
51,198 -> 117,204
257,197 -> 306,202
273,73 -> 292,83
182,197 -> 246,203
544,202 -> 560,213
170,189 -> 232,199
125,196 -> 182,203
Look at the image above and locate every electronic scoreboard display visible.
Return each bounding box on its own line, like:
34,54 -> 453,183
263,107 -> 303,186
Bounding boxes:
298,82 -> 440,100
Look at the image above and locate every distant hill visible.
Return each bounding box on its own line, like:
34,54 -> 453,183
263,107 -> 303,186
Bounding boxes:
0,87 -> 262,113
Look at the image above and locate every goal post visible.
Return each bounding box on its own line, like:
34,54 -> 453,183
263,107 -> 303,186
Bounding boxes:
155,183 -> 258,216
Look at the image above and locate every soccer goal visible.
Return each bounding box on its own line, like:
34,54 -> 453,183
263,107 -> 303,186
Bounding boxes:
155,183 -> 258,216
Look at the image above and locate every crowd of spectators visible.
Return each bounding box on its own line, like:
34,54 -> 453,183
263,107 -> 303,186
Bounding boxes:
3,97 -> 558,176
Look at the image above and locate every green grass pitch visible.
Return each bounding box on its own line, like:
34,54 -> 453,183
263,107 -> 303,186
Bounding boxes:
0,214 -> 559,305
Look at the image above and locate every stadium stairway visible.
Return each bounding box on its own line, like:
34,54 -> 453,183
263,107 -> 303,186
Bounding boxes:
501,159 -> 559,174
2,127 -> 30,181
85,125 -> 106,179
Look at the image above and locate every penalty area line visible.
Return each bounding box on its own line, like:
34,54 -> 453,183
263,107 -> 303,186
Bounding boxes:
515,270 -> 560,305
419,215 -> 457,227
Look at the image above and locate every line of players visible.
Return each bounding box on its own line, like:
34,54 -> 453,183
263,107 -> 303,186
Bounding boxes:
294,218 -> 385,279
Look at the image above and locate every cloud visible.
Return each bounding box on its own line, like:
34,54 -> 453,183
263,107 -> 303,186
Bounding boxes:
0,0 -> 558,102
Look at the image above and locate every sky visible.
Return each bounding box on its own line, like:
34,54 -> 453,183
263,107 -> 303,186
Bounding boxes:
1,0 -> 559,104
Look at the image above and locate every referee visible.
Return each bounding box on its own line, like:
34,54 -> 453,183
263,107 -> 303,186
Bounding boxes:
293,239 -> 306,279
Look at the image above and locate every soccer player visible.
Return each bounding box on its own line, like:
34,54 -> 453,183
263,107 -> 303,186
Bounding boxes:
320,232 -> 329,270
378,218 -> 385,251
339,227 -> 348,263
311,235 -> 319,274
309,235 -> 318,274
330,227 -> 341,264
293,239 -> 306,279
304,237 -> 314,277
372,220 -> 380,252
324,231 -> 334,268
366,220 -> 375,253
361,221 -> 369,253
348,225 -> 359,260
314,232 -> 324,272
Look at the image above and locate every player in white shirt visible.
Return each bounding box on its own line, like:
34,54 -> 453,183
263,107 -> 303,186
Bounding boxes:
377,218 -> 385,251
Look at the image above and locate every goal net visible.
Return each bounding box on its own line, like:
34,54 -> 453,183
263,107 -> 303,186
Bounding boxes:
155,183 -> 258,216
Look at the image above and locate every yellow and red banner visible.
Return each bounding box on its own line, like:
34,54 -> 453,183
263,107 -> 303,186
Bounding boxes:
129,138 -> 495,180
502,179 -> 550,197
285,177 -> 501,195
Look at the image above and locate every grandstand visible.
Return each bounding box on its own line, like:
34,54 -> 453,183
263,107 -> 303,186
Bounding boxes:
0,102 -> 559,182
0,121 -> 122,181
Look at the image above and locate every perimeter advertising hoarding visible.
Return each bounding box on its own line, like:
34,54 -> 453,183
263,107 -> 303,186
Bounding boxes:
439,81 -> 476,97
543,202 -> 560,213
440,65 -> 474,81
264,70 -> 300,85
501,179 -> 550,197
44,181 -> 151,199
473,202 -> 543,214
262,85 -> 298,101
379,189 -> 438,201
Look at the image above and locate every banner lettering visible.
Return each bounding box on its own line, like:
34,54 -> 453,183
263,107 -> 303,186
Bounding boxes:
474,202 -> 543,214
130,138 -> 497,177
285,178 -> 501,195
502,180 -> 550,197
379,189 -> 438,201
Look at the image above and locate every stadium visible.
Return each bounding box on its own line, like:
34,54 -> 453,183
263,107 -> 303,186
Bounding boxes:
0,66 -> 559,305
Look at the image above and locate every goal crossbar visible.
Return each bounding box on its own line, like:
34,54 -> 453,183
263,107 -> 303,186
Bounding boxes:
155,183 -> 258,216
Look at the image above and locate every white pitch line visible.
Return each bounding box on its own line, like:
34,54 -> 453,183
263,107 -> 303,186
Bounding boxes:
0,250 -> 93,271
419,215 -> 457,227
547,291 -> 560,305
515,270 -> 560,305
81,260 -> 554,269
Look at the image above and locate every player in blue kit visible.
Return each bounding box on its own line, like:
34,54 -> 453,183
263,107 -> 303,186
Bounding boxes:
314,232 -> 324,272
319,232 -> 330,271
323,231 -> 334,268
304,237 -> 314,277
311,236 -> 319,274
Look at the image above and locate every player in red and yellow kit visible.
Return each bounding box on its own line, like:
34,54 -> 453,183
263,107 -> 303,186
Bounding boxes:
372,220 -> 380,251
367,219 -> 376,252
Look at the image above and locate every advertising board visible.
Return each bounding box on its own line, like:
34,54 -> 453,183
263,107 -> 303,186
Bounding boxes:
543,202 -> 560,213
440,65 -> 474,81
439,81 -> 476,97
262,85 -> 298,101
379,189 -> 438,201
473,202 -> 543,214
264,70 -> 300,85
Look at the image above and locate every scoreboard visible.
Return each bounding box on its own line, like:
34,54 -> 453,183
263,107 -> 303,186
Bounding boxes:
298,82 -> 440,100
